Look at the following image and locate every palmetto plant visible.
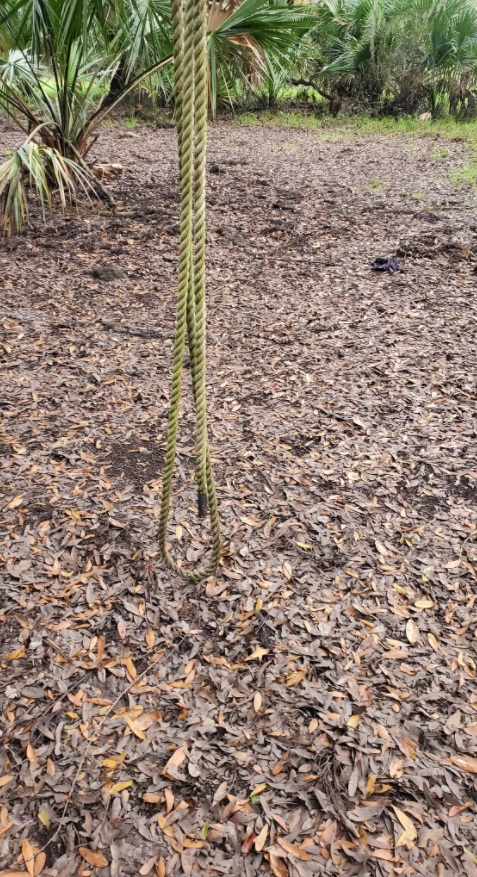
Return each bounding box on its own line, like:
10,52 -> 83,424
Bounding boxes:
0,0 -> 313,234
206,0 -> 314,115
0,0 -> 175,233
311,0 -> 477,115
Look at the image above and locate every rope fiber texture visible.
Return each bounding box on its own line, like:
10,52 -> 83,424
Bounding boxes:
158,0 -> 221,581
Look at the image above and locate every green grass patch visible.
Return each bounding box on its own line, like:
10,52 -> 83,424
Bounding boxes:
450,161 -> 477,188
432,147 -> 451,159
234,110 -> 477,145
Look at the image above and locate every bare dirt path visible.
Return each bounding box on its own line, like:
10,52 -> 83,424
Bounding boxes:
1,118 -> 477,876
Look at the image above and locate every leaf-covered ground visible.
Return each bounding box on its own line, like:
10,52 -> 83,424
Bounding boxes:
1,117 -> 477,877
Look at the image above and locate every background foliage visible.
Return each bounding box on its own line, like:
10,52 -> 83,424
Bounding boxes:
1,0 -> 477,232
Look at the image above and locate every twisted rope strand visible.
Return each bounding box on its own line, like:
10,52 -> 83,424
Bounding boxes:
158,0 -> 221,581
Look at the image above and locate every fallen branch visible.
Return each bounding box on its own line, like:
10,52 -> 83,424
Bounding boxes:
291,78 -> 331,101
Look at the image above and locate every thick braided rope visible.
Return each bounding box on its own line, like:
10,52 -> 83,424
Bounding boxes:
190,0 -> 221,561
158,0 -> 221,581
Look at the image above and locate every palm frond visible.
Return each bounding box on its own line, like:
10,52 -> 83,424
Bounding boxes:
0,130 -> 95,236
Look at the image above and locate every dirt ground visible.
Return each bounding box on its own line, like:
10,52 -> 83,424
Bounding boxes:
1,117 -> 477,877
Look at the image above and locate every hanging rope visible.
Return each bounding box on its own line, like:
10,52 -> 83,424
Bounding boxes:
158,0 -> 221,581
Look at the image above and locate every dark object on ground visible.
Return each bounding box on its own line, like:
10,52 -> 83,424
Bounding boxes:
371,256 -> 400,272
90,264 -> 126,282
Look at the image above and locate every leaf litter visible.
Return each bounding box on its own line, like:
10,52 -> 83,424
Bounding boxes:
0,118 -> 477,876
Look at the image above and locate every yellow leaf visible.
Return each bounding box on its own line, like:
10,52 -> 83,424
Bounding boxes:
366,773 -> 376,795
38,811 -> 50,829
245,647 -> 269,662
103,758 -> 119,770
428,633 -> 440,652
162,746 -> 187,777
79,848 -> 109,868
33,852 -> 46,877
450,755 -> 477,774
250,783 -> 267,797
309,718 -> 319,733
110,780 -> 133,794
254,825 -> 269,851
464,848 -> 477,865
347,714 -> 361,729
253,692 -> 262,713
146,628 -> 155,649
392,806 -> 417,845
22,839 -> 35,877
5,647 -> 25,662
414,597 -> 434,609
296,542 -> 312,550
6,495 -> 24,510
406,620 -> 420,644
0,776 -> 13,789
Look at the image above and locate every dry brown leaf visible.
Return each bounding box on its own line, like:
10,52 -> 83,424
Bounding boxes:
165,788 -> 174,813
26,744 -> 38,764
282,562 -> 293,580
125,715 -> 146,740
406,619 -> 420,644
286,669 -> 307,687
254,825 -> 269,852
277,837 -> 312,860
155,858 -> 166,877
79,848 -> 109,868
162,746 -> 187,777
450,755 -> 477,774
143,793 -> 161,804
268,853 -> 289,877
0,872 -> 34,876
253,691 -> 262,712
139,856 -> 158,876
241,832 -> 256,854
33,853 -> 46,877
22,840 -> 35,877
6,495 -> 24,510
245,647 -> 269,662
